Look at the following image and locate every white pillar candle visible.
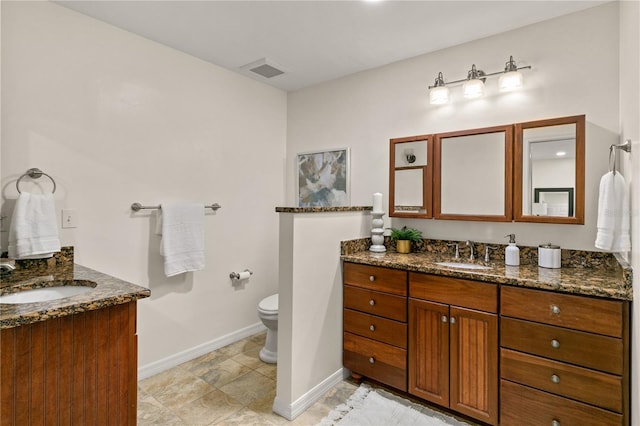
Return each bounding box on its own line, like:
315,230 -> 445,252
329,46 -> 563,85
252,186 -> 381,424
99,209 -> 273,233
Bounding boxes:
373,193 -> 383,212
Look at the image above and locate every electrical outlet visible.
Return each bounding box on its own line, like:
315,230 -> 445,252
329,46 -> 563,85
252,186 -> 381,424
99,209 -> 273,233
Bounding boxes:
62,209 -> 78,228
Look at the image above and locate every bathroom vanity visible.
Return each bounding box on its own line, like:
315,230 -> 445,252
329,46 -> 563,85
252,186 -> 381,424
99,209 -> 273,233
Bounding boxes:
342,241 -> 631,426
0,250 -> 150,426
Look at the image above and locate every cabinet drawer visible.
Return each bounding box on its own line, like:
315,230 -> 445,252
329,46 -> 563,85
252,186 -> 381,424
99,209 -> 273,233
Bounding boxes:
343,263 -> 407,296
501,349 -> 623,412
409,273 -> 497,313
501,318 -> 623,375
344,286 -> 406,322
501,380 -> 622,426
501,286 -> 624,337
344,309 -> 407,348
344,332 -> 407,391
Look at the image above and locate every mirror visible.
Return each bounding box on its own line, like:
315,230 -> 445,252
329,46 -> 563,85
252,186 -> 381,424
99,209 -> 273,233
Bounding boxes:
389,136 -> 433,218
434,125 -> 513,221
514,115 -> 585,224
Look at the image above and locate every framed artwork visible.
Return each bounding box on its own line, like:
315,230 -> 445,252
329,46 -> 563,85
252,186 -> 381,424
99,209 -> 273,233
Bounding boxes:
297,148 -> 350,207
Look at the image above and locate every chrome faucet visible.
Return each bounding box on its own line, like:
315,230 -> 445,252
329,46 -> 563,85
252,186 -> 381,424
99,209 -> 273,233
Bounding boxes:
465,240 -> 475,261
484,246 -> 498,262
447,243 -> 460,259
0,262 -> 16,272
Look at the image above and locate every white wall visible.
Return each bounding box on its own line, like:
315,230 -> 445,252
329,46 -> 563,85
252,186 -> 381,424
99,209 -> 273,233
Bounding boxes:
1,2 -> 286,368
287,3 -> 620,250
618,1 -> 639,424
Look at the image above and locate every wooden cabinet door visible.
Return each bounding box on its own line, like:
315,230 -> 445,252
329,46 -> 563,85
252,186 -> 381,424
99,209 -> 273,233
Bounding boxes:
408,298 -> 449,406
449,306 -> 498,425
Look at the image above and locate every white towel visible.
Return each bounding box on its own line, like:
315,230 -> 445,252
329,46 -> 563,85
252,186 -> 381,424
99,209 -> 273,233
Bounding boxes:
159,202 -> 205,277
8,192 -> 61,259
595,171 -> 630,252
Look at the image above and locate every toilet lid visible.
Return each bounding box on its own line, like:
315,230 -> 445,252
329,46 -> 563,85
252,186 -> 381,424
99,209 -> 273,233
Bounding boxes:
259,294 -> 278,312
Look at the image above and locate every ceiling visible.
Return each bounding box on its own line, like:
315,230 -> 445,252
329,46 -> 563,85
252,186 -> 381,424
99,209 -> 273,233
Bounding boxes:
56,0 -> 608,92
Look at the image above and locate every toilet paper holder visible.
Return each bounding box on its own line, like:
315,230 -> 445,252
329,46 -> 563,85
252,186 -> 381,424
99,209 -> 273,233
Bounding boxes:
230,269 -> 253,280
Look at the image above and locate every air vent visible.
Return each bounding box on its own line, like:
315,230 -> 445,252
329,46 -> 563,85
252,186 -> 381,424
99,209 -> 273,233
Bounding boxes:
240,58 -> 285,79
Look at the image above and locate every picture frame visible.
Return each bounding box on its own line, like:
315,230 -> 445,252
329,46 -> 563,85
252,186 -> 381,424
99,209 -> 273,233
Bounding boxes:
297,148 -> 350,207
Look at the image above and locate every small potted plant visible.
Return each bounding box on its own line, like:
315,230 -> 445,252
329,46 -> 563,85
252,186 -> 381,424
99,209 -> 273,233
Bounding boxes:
390,226 -> 423,254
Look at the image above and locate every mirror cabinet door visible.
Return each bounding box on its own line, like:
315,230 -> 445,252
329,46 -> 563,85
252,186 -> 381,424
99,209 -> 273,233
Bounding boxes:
434,125 -> 513,221
389,136 -> 433,218
514,115 -> 585,224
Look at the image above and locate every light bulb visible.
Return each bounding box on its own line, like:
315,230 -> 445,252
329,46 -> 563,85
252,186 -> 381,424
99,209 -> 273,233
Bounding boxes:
499,70 -> 523,91
463,79 -> 485,98
430,85 -> 450,105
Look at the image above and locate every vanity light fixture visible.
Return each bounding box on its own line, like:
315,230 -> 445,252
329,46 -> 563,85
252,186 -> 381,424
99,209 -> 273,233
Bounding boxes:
428,55 -> 531,104
462,64 -> 485,98
429,72 -> 450,105
556,151 -> 567,157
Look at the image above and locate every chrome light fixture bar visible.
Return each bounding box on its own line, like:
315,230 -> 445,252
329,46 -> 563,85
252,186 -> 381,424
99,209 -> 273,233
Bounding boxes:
428,55 -> 531,104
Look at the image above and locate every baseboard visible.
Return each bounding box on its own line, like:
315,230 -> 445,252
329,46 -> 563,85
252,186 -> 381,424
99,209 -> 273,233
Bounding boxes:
138,322 -> 266,380
272,367 -> 349,420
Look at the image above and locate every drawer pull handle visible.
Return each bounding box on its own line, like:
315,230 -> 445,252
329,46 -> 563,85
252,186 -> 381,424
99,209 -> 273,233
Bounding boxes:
369,275 -> 375,282
551,339 -> 560,349
551,305 -> 561,315
551,374 -> 560,384
551,420 -> 560,426
369,357 -> 375,364
442,315 -> 448,323
369,324 -> 375,332
369,299 -> 376,306
450,317 -> 456,324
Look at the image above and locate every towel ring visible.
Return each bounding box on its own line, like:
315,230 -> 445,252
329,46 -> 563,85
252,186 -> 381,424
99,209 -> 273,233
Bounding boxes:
16,168 -> 57,194
609,145 -> 617,175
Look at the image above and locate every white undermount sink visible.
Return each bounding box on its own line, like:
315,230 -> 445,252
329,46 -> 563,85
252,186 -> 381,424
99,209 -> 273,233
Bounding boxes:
435,262 -> 492,270
0,282 -> 95,304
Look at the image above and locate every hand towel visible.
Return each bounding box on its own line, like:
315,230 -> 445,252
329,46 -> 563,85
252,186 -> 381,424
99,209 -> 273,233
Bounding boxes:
8,192 -> 61,259
159,202 -> 205,277
595,171 -> 630,252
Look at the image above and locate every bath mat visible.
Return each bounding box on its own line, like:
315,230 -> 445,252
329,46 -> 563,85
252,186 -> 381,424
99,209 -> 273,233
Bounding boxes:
317,384 -> 473,426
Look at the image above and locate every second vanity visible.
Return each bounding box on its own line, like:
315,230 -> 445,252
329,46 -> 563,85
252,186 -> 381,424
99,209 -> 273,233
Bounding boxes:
0,248 -> 150,426
341,242 -> 632,426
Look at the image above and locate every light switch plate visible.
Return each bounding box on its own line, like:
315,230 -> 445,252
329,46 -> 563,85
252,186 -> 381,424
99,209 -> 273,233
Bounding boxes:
62,209 -> 78,228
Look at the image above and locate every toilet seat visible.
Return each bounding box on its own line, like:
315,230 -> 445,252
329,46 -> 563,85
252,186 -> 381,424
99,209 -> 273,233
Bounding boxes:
258,294 -> 278,314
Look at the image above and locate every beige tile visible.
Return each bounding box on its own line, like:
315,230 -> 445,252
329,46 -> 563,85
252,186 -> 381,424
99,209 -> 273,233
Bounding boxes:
137,393 -> 184,425
146,369 -> 217,410
255,362 -> 277,380
213,407 -> 286,426
230,345 -> 264,369
247,331 -> 267,347
138,367 -> 189,396
180,349 -> 229,375
200,358 -> 253,388
219,370 -> 276,406
290,400 -> 334,426
216,338 -> 260,358
172,388 -> 244,425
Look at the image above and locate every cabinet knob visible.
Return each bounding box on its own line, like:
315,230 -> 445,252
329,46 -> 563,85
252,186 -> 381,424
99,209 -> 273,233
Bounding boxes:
551,305 -> 561,315
369,275 -> 375,282
551,374 -> 560,384
551,339 -> 560,349
450,317 -> 456,324
369,357 -> 375,364
369,299 -> 375,306
369,324 -> 376,332
551,420 -> 560,426
441,315 -> 448,323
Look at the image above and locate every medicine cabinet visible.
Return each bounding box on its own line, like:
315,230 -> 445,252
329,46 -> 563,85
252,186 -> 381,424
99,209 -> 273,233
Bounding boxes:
389,115 -> 585,224
514,115 -> 585,224
434,125 -> 513,221
389,135 -> 433,218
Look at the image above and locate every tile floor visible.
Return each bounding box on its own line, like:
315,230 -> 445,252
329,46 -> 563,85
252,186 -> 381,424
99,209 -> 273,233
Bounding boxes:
137,332 -> 359,425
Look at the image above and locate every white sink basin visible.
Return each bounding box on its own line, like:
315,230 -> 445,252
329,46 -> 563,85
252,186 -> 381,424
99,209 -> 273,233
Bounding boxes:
435,262 -> 492,270
0,283 -> 94,304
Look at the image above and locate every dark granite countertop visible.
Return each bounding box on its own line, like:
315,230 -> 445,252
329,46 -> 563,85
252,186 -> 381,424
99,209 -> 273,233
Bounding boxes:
1,264 -> 150,329
341,243 -> 632,301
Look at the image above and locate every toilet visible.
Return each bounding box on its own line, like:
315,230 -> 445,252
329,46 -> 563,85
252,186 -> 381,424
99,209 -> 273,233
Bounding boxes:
257,294 -> 278,363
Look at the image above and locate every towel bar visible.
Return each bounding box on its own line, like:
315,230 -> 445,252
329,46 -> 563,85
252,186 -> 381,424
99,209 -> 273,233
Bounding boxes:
16,168 -> 57,194
131,202 -> 221,212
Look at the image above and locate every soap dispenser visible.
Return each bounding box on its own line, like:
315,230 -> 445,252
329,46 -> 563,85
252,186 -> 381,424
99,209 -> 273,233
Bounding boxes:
505,234 -> 520,266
